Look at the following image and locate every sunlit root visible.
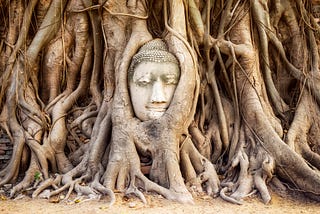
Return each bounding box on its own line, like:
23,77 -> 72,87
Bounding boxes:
251,147 -> 275,204
180,136 -> 220,196
220,139 -> 274,204
220,187 -> 243,205
32,175 -> 62,198
226,149 -> 253,202
90,164 -> 115,205
103,125 -> 194,204
286,90 -> 320,169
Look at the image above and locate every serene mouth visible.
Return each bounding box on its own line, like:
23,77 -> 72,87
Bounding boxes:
147,107 -> 167,112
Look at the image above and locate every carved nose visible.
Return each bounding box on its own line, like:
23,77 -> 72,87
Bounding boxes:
151,80 -> 166,103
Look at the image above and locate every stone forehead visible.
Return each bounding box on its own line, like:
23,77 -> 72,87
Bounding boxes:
129,39 -> 179,75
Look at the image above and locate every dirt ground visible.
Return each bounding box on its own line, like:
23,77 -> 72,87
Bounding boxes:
1,187 -> 319,214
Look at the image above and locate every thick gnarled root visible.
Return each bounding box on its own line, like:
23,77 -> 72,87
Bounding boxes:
102,125 -> 195,204
220,145 -> 275,204
180,137 -> 220,196
103,154 -> 195,204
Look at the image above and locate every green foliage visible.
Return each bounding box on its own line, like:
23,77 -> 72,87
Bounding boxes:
34,171 -> 42,181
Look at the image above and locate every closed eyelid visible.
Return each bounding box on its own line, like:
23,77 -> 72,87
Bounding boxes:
133,77 -> 152,87
138,78 -> 150,82
134,75 -> 151,83
163,74 -> 178,83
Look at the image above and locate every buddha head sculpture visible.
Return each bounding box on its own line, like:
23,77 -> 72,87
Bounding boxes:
128,39 -> 180,121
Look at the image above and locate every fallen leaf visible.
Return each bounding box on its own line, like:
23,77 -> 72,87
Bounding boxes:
99,206 -> 109,210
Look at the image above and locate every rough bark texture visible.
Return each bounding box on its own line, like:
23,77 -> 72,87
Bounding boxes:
0,0 -> 320,205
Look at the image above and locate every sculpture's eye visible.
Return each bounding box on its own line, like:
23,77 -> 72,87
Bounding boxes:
165,78 -> 177,85
163,75 -> 178,85
137,78 -> 151,86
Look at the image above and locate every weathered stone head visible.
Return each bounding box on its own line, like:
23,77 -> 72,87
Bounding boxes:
128,39 -> 180,121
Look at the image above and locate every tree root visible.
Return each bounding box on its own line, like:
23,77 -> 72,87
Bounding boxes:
286,90 -> 320,169
10,153 -> 41,198
31,156 -> 115,204
180,136 -> 220,196
220,187 -> 243,205
90,164 -> 115,206
103,124 -> 195,204
219,138 -> 275,205
32,175 -> 62,198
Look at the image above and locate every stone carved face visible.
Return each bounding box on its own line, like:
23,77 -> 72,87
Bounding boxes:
129,61 -> 180,121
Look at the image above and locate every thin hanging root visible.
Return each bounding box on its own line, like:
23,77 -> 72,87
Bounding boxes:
251,0 -> 289,116
188,0 -> 204,43
82,0 -> 103,108
267,28 -> 320,105
204,2 -> 231,153
220,187 -> 243,205
211,129 -> 223,163
0,0 -> 37,102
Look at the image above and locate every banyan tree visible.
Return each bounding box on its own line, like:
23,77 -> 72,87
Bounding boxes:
0,0 -> 320,205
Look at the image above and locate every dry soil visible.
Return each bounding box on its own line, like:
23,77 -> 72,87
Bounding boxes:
1,188 -> 319,214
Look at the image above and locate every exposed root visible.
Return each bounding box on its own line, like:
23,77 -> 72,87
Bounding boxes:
220,187 -> 243,205
180,136 -> 220,196
251,147 -> 275,204
32,175 -> 62,198
103,123 -> 195,204
125,182 -> 147,204
10,154 -> 41,198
